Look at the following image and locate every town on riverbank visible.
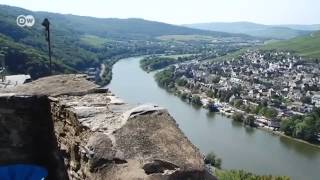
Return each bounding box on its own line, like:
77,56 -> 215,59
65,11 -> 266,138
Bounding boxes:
144,50 -> 320,145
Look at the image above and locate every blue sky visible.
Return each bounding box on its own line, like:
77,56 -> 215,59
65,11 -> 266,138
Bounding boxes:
0,0 -> 319,25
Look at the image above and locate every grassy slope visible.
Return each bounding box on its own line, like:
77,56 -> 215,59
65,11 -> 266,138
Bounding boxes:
80,35 -> 110,48
264,31 -> 320,59
157,35 -> 217,41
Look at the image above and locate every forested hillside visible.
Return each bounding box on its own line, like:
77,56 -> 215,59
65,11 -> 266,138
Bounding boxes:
0,34 -> 75,78
0,5 -> 100,78
0,5 -> 255,80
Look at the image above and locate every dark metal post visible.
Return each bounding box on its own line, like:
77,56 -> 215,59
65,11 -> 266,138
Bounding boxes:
0,53 -> 5,82
42,18 -> 52,75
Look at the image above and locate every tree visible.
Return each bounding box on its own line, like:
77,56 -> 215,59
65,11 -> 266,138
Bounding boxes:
293,117 -> 317,141
244,115 -> 256,127
211,75 -> 221,84
233,99 -> 243,109
232,112 -> 244,122
280,109 -> 320,142
191,95 -> 202,106
300,96 -> 312,105
176,78 -> 187,86
258,106 -> 278,119
216,169 -> 290,180
155,67 -> 175,89
205,152 -> 222,169
206,90 -> 215,98
280,118 -> 296,136
180,92 -> 188,100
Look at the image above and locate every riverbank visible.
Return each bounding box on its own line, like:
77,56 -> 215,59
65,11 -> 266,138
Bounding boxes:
257,127 -> 320,149
181,86 -> 320,149
150,61 -> 320,149
97,59 -> 118,85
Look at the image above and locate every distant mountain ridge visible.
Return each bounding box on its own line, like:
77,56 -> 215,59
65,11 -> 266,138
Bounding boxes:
184,22 -> 320,40
275,24 -> 320,31
0,4 -> 255,44
0,4 -> 244,40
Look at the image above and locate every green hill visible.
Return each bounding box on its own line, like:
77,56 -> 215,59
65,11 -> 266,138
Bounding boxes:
0,5 -> 246,41
184,22 -> 314,40
0,34 -> 75,78
0,5 -> 102,78
264,31 -> 320,59
38,14 -> 238,39
0,4 -> 253,79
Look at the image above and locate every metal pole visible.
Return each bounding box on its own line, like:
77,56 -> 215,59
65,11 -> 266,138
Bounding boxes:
0,53 -> 5,82
48,25 -> 52,75
42,18 -> 52,75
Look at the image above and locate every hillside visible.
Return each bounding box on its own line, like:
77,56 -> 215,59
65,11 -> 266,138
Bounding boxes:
0,5 -> 254,79
0,34 -> 75,78
0,5 -> 101,78
264,31 -> 320,59
35,13 -> 237,39
184,22 -> 314,40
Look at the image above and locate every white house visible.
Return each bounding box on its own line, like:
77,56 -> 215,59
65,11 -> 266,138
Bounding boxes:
312,94 -> 320,108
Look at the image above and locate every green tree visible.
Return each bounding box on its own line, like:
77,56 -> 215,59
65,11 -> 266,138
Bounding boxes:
258,106 -> 278,119
233,99 -> 243,109
244,115 -> 256,127
206,90 -> 215,98
280,109 -> 320,142
232,112 -> 244,122
176,78 -> 187,86
191,95 -> 202,106
216,169 -> 290,180
180,92 -> 188,100
210,75 -> 221,84
205,152 -> 222,169
155,67 -> 175,89
300,96 -> 312,105
280,118 -> 296,136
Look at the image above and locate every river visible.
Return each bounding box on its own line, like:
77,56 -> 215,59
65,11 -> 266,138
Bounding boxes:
107,57 -> 320,180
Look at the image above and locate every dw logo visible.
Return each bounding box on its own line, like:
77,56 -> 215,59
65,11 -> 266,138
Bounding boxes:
16,15 -> 35,27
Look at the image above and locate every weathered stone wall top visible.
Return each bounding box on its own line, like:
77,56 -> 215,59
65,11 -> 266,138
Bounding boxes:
0,74 -> 98,96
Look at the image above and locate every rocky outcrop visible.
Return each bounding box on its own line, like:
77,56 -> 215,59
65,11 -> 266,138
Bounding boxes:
0,74 -> 216,180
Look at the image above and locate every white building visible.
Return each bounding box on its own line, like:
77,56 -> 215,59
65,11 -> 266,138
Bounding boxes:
312,94 -> 320,108
0,74 -> 31,88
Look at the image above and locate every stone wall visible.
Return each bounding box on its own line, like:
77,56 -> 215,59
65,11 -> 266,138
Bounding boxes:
0,95 -> 68,180
50,97 -> 94,179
